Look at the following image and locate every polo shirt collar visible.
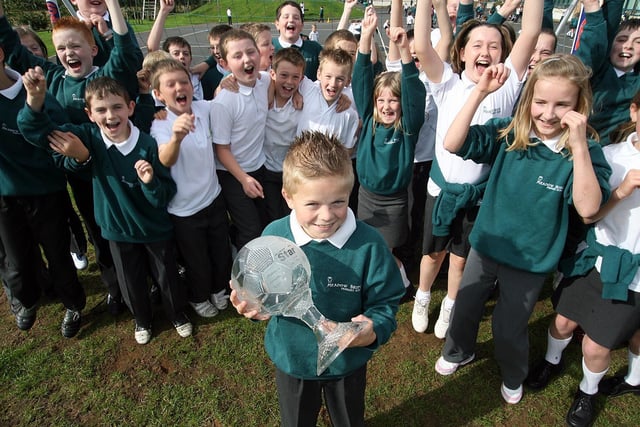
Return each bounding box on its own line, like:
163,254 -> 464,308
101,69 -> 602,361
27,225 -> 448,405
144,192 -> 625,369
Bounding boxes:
102,120 -> 139,155
289,208 -> 356,248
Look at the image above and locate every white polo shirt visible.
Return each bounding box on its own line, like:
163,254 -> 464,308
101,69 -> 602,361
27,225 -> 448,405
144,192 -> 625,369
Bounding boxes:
264,96 -> 301,172
427,57 -> 524,196
211,72 -> 269,172
151,100 -> 220,217
295,78 -> 359,150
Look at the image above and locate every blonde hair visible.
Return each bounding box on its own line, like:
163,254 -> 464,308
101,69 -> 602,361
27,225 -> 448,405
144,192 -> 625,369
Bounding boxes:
319,48 -> 354,77
282,131 -> 354,195
372,71 -> 403,131
500,54 -> 595,153
150,58 -> 191,91
240,22 -> 272,42
142,50 -> 172,70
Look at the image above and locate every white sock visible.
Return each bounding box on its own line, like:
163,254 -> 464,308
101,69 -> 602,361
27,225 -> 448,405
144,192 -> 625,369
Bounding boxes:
442,295 -> 455,310
624,348 -> 640,386
502,383 -> 523,396
415,289 -> 430,305
544,330 -> 572,365
399,263 -> 411,288
579,357 -> 608,395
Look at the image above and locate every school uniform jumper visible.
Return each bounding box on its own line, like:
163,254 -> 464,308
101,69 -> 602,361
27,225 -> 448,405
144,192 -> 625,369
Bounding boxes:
575,8 -> 640,145
18,106 -> 185,330
0,70 -> 85,312
352,52 -> 426,248
441,118 -> 611,389
263,210 -> 404,425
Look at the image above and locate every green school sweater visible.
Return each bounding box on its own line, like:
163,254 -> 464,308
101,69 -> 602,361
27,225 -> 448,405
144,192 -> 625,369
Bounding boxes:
272,37 -> 322,81
0,84 -> 68,196
575,9 -> 640,145
353,53 -> 426,195
262,217 -> 404,380
18,105 -> 176,244
0,16 -> 142,124
460,118 -> 611,274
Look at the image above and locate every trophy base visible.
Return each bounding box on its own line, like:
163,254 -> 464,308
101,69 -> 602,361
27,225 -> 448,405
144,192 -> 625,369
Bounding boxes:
316,321 -> 365,376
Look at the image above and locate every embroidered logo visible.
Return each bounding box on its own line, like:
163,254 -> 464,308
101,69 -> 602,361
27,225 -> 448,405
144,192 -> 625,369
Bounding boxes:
384,137 -> 400,145
326,276 -> 361,293
536,176 -> 564,192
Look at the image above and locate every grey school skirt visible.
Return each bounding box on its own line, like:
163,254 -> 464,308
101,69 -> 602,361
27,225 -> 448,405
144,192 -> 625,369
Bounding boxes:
357,186 -> 408,248
553,268 -> 640,349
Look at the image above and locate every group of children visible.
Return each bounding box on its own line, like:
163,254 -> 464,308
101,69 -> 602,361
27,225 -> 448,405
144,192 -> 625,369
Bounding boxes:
1,0 -> 640,425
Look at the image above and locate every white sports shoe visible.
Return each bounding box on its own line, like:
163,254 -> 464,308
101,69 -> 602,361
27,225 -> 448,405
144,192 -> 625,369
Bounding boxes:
411,297 -> 430,333
500,383 -> 523,404
190,300 -> 219,318
134,325 -> 151,345
211,290 -> 229,310
435,354 -> 475,376
70,252 -> 88,270
434,298 -> 453,339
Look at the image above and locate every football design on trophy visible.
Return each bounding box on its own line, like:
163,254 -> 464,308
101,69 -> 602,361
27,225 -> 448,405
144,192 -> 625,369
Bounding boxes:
231,236 -> 364,375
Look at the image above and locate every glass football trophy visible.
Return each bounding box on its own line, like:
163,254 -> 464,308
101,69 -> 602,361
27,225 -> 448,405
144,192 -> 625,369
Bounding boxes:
231,235 -> 364,375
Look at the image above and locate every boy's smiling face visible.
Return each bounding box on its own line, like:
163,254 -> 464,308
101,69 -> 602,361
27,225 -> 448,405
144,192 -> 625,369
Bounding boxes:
270,60 -> 304,104
153,69 -> 194,115
610,26 -> 640,73
283,175 -> 351,240
167,43 -> 193,69
317,61 -> 351,104
86,93 -> 135,143
71,0 -> 107,17
275,5 -> 303,44
220,38 -> 261,86
52,28 -> 98,78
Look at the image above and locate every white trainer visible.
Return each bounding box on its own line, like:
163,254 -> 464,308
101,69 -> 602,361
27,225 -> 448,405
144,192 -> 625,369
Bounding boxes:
190,300 -> 219,318
500,383 -> 523,404
434,298 -> 454,339
435,354 -> 475,376
134,325 -> 151,345
70,252 -> 88,270
211,290 -> 229,310
411,297 -> 430,333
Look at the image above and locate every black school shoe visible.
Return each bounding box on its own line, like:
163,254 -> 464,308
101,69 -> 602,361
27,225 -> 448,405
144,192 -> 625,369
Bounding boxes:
14,304 -> 37,331
61,309 -> 81,338
566,389 -> 596,427
526,359 -> 563,390
106,293 -> 125,316
599,375 -> 640,397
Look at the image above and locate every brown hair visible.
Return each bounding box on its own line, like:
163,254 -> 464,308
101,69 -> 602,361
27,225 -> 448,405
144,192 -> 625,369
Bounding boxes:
150,58 -> 191,91
450,20 -> 512,75
272,47 -> 305,72
610,90 -> 640,144
85,77 -> 131,109
319,48 -> 354,77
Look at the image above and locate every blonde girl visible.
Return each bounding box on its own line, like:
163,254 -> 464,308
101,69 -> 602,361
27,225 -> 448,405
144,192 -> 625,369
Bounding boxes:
352,7 -> 425,280
526,89 -> 640,426
434,55 -> 612,405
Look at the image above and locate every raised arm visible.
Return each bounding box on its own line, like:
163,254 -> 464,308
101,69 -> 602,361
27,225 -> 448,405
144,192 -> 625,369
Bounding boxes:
443,64 -> 509,153
337,0 -> 358,30
105,0 -> 128,36
487,0 -> 520,25
433,0 -> 454,62
415,0 -> 444,83
386,0 -> 404,62
147,0 -> 174,51
509,0 -> 542,79
358,6 -> 378,55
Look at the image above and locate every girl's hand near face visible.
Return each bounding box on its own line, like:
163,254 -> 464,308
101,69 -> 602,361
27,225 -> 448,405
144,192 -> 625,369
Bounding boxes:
614,169 -> 640,200
561,110 -> 589,153
476,64 -> 510,95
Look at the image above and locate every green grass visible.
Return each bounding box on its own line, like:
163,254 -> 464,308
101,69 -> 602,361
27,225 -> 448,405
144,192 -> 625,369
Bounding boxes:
2,260 -> 640,426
